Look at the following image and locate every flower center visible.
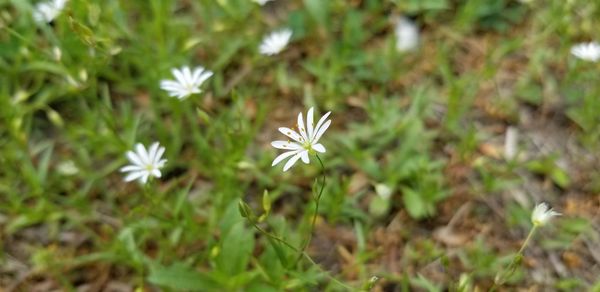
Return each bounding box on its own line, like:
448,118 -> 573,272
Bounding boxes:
302,142 -> 315,154
145,164 -> 155,172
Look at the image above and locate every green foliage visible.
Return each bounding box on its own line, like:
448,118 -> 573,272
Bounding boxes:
0,0 -> 596,290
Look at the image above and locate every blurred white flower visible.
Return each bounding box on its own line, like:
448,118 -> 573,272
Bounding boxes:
271,107 -> 331,171
570,42 -> 600,62
52,46 -> 62,61
57,160 -> 78,176
120,142 -> 167,184
259,29 -> 292,56
504,126 -> 518,160
394,16 -> 419,52
33,0 -> 67,23
375,183 -> 393,200
531,202 -> 561,227
252,0 -> 274,5
160,66 -> 213,99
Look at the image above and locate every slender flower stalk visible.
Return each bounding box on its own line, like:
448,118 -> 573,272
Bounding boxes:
293,154 -> 326,266
493,202 -> 561,288
242,205 -> 352,290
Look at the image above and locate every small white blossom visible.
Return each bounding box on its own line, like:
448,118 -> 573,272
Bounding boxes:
120,142 -> 167,184
33,0 -> 67,23
570,42 -> 600,62
504,126 -> 518,160
271,107 -> 331,172
160,66 -> 213,100
259,29 -> 292,56
531,202 -> 561,227
394,17 -> 419,52
252,0 -> 274,5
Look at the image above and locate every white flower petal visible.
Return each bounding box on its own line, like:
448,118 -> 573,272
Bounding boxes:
297,111 -> 309,142
139,173 -> 150,184
271,141 -> 303,150
124,170 -> 146,182
312,119 -> 331,144
283,152 -> 303,171
160,80 -> 184,90
300,151 -> 310,164
182,66 -> 193,84
311,111 -> 331,141
148,142 -> 159,162
126,150 -> 144,166
120,165 -> 144,172
312,143 -> 326,153
278,127 -> 304,143
306,107 -> 315,140
196,71 -> 213,85
272,149 -> 301,166
135,143 -> 150,164
154,146 -> 166,164
172,68 -> 186,85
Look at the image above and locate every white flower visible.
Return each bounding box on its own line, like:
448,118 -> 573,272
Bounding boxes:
160,66 -> 213,99
504,126 -> 518,160
570,42 -> 600,62
531,202 -> 561,227
33,0 -> 67,23
120,142 -> 167,184
252,0 -> 274,5
394,16 -> 419,52
271,107 -> 331,171
259,29 -> 292,56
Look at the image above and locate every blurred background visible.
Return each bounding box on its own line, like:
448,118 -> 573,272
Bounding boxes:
1,0 -> 599,291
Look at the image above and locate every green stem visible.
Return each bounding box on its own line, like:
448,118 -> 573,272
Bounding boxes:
518,225 -> 537,254
294,154 -> 326,266
493,225 -> 538,289
248,219 -> 352,290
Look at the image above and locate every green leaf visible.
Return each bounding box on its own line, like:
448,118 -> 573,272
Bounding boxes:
148,262 -> 219,291
304,0 -> 328,28
216,222 -> 255,275
368,195 -> 390,218
402,187 -> 427,219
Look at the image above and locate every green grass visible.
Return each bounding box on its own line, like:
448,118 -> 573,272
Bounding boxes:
1,0 -> 600,291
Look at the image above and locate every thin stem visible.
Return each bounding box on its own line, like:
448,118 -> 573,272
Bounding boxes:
493,225 -> 538,289
248,219 -> 352,290
294,154 -> 326,266
518,225 -> 537,254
